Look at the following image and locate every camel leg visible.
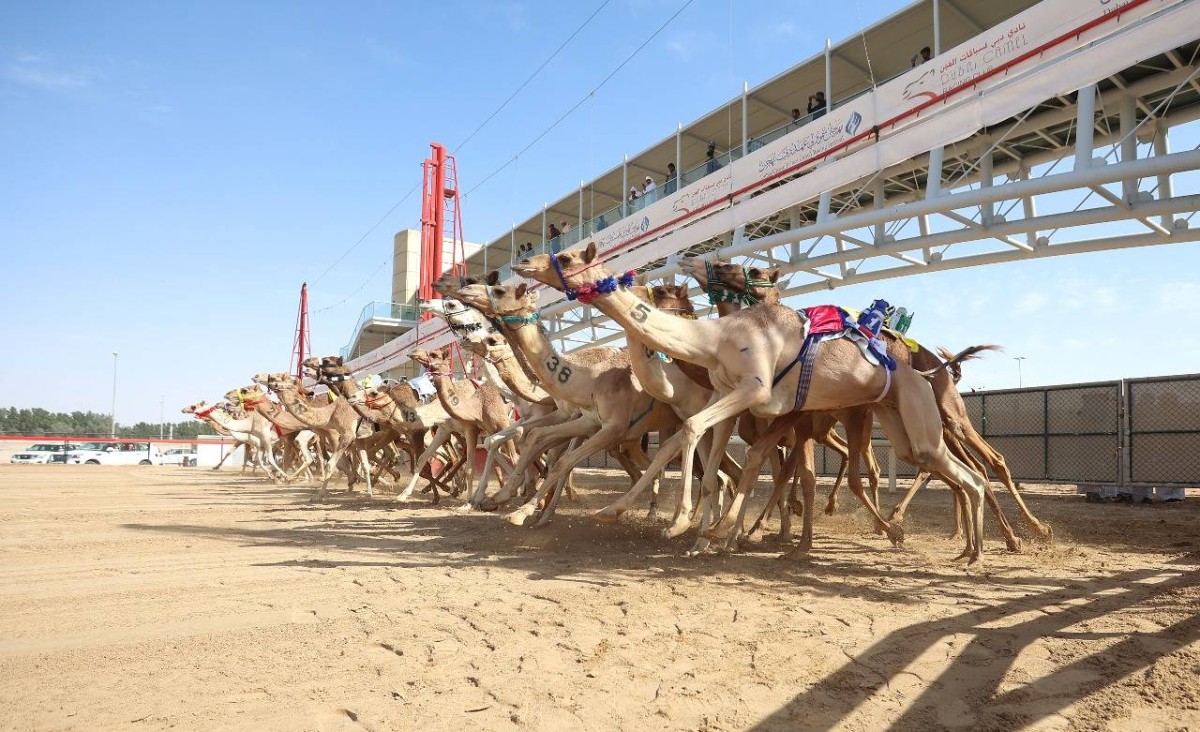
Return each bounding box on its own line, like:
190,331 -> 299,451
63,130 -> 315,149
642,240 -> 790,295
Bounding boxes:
687,416 -> 739,555
593,429 -> 684,526
875,381 -> 987,565
399,425 -> 456,501
838,408 -> 904,544
511,425 -> 616,527
357,448 -> 373,497
888,471 -> 934,523
779,437 -> 817,559
487,421 -> 592,510
708,413 -> 803,544
501,422 -> 595,522
964,426 -> 1053,542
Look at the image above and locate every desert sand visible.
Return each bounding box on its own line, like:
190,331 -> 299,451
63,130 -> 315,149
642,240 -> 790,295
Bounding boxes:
1,464 -> 1197,731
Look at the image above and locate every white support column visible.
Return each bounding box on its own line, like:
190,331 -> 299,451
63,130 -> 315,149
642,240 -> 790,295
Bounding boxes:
1120,93 -> 1139,203
918,213 -> 932,262
788,206 -> 804,262
933,0 -> 941,55
741,81 -> 749,159
509,224 -> 516,263
873,178 -> 886,245
927,146 -> 944,198
578,181 -> 584,234
980,149 -> 995,225
1154,124 -> 1174,230
675,124 -> 682,187
1019,166 -> 1041,248
817,189 -> 833,223
824,39 -> 833,113
1074,84 -> 1097,171
621,155 -> 628,218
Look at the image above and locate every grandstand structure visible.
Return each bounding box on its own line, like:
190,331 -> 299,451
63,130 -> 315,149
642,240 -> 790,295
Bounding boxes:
342,0 -> 1200,379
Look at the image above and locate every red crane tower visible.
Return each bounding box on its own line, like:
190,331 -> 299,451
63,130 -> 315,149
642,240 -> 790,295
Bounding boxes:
290,282 -> 310,383
418,143 -> 472,374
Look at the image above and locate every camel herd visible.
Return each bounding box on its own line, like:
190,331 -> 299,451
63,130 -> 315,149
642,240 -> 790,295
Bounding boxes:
185,243 -> 1054,566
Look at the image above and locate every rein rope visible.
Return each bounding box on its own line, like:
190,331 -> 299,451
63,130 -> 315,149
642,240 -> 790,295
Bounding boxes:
704,260 -> 775,306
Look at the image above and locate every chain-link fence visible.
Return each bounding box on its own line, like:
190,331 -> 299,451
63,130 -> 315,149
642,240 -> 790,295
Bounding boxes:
575,372 -> 1200,486
1128,374 -> 1200,484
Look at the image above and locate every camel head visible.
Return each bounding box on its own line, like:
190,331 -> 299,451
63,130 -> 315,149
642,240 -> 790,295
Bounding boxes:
649,283 -> 698,319
455,281 -> 539,320
431,272 -> 481,296
418,299 -> 448,317
181,402 -> 206,415
257,372 -> 297,393
697,260 -> 781,305
422,297 -> 494,341
513,241 -> 612,295
409,347 -> 453,374
678,255 -> 722,291
300,357 -> 321,377
479,332 -> 515,362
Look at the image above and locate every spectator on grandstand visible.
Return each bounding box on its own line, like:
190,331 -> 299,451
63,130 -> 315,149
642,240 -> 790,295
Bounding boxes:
911,46 -> 932,67
664,163 -> 678,194
628,186 -> 641,203
547,222 -> 562,253
705,142 -> 722,175
642,175 -> 657,202
808,92 -> 827,119
596,214 -> 608,231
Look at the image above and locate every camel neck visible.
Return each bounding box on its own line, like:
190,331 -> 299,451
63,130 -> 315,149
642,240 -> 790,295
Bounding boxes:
502,321 -> 588,402
430,374 -> 473,420
278,387 -> 333,426
587,287 -> 720,368
490,352 -> 552,405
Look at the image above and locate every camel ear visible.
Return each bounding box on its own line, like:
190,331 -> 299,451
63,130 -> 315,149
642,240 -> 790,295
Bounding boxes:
515,282 -> 527,299
675,284 -> 689,299
769,269 -> 781,284
583,240 -> 597,263
487,270 -> 500,286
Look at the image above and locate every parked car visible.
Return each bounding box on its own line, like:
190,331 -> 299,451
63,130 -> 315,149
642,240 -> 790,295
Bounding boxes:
65,442 -> 161,465
9,442 -> 72,464
159,447 -> 198,467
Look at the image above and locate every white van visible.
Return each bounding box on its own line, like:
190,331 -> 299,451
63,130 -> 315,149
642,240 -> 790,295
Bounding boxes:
66,442 -> 162,465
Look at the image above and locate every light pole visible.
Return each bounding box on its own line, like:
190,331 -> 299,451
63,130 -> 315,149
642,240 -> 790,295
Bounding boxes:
110,352 -> 119,438
159,395 -> 165,440
1013,356 -> 1026,388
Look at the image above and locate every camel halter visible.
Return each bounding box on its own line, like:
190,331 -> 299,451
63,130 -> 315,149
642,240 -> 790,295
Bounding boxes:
364,391 -> 393,410
547,253 -> 636,304
705,261 -> 775,306
194,405 -> 217,419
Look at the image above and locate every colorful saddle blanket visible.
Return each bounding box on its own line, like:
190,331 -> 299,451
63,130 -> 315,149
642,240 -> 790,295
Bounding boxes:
772,303 -> 897,411
802,304 -> 896,371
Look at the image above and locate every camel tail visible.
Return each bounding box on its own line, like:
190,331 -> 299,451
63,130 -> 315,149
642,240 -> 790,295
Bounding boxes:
919,344 -> 1002,381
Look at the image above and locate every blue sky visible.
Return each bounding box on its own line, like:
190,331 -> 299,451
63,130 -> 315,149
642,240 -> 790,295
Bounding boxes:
2,0 -> 1197,424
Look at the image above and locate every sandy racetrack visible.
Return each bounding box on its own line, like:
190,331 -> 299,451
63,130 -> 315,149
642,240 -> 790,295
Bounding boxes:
1,464 -> 1197,731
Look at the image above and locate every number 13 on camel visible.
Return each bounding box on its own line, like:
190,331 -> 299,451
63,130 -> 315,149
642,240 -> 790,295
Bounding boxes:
514,241 -> 992,565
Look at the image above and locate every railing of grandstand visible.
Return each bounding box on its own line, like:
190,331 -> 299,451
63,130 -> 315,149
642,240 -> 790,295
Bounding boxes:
518,65 -> 915,258
340,301 -> 423,358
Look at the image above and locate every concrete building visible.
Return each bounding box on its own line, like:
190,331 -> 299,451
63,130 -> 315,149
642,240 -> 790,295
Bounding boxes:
341,229 -> 481,381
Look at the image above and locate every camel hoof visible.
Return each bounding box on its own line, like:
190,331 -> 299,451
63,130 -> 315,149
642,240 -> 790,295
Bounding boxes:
1034,522 -> 1055,544
591,509 -> 623,525
742,529 -> 765,545
884,522 -> 905,547
779,544 -> 813,561
455,503 -> 475,513
1004,536 -> 1023,553
823,503 -> 838,517
506,509 -> 533,527
645,508 -> 659,522
662,518 -> 692,539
